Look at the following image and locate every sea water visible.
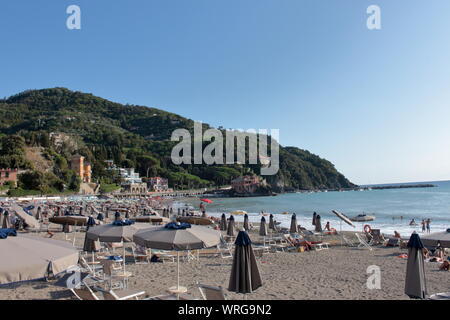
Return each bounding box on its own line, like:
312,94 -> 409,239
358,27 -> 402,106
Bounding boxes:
181,180 -> 450,237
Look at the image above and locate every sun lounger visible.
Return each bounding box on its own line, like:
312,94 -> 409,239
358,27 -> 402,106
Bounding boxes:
101,288 -> 146,300
131,243 -> 150,264
342,235 -> 356,247
311,242 -> 330,251
355,233 -> 373,250
197,283 -> 226,300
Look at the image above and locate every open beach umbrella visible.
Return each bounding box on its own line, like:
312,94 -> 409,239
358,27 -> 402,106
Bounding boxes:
269,214 -> 275,230
200,199 -> 213,204
259,217 -> 267,237
231,210 -> 247,215
220,214 -> 227,231
133,222 -> 221,293
315,215 -> 322,232
228,231 -> 262,295
243,214 -> 250,231
421,229 -> 450,248
227,215 -> 235,237
0,232 -> 79,284
332,210 -> 355,228
86,220 -> 151,271
405,232 -> 427,299
290,213 -> 298,234
312,212 -> 317,226
10,204 -> 40,229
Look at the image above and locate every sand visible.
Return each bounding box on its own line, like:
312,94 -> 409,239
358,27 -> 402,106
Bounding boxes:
0,226 -> 448,300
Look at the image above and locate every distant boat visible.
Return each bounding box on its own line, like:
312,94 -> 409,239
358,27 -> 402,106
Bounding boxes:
350,214 -> 376,222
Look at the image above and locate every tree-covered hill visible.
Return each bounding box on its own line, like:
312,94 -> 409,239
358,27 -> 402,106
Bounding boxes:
0,88 -> 356,192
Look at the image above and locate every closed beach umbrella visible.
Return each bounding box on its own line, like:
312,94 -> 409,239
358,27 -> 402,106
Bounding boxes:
133,222 -> 221,292
228,231 -> 263,294
312,212 -> 317,226
315,215 -> 322,232
220,214 -> 227,231
125,211 -> 129,219
243,214 -> 250,231
35,206 -> 42,221
2,211 -> 11,229
405,232 -> 427,299
227,215 -> 235,237
290,213 -> 298,234
0,233 -> 79,284
269,214 -> 275,230
163,208 -> 170,218
96,213 -> 104,221
114,212 -> 121,221
259,216 -> 267,236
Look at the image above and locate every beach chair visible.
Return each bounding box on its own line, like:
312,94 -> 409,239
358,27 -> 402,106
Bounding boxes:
342,235 -> 356,247
355,233 -> 373,250
131,243 -> 150,264
368,229 -> 387,246
79,255 -> 104,277
311,242 -> 330,251
197,283 -> 226,300
101,259 -> 132,289
101,288 -> 146,300
151,249 -> 176,263
70,286 -> 101,300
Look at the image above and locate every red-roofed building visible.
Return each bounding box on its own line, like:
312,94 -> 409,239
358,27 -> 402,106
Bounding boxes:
0,168 -> 18,187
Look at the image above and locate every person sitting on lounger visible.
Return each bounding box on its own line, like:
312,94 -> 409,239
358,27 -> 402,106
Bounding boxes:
439,260 -> 449,271
324,222 -> 331,231
150,254 -> 162,263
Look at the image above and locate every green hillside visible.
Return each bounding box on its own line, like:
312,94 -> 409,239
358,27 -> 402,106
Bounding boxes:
0,88 -> 356,193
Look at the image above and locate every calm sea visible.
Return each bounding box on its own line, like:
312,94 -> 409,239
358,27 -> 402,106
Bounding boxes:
181,180 -> 450,236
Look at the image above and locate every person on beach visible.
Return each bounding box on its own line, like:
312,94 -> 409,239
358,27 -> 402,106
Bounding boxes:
324,221 -> 331,231
426,219 -> 431,233
421,219 -> 426,232
394,230 -> 401,238
439,260 -> 449,271
409,218 -> 416,226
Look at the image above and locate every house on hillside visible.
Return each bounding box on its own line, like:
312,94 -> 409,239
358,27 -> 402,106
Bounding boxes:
69,155 -> 92,183
231,175 -> 262,194
146,177 -> 170,192
0,168 -> 18,187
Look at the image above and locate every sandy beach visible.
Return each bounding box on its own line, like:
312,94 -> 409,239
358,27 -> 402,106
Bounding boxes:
0,226 -> 448,300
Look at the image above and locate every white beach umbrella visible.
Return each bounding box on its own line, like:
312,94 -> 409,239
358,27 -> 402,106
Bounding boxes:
133,222 -> 221,294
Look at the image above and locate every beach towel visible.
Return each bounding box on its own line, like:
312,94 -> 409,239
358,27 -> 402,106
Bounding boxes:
0,228 -> 17,239
165,222 -> 191,230
112,219 -> 135,226
106,255 -> 123,261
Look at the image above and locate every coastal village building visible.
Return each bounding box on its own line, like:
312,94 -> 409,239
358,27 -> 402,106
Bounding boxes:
146,177 -> 170,192
0,168 -> 18,187
118,168 -> 147,193
231,175 -> 262,194
69,155 -> 92,183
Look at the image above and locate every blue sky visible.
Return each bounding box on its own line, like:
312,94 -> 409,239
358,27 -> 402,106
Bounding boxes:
1,0 -> 450,185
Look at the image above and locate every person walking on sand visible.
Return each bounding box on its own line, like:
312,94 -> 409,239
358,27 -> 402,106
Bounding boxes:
426,218 -> 431,234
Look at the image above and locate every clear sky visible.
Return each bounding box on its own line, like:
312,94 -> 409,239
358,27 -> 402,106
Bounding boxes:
1,0 -> 450,185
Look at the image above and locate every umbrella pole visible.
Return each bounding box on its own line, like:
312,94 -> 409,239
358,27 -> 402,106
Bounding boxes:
177,251 -> 180,290
123,245 -> 126,272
